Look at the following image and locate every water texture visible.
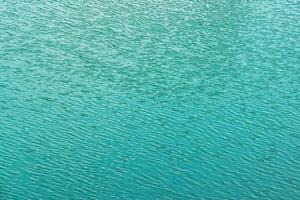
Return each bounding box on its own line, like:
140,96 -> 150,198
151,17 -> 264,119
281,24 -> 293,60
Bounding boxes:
0,0 -> 300,199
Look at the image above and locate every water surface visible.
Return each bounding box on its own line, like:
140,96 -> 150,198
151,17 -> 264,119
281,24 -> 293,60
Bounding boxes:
0,0 -> 300,199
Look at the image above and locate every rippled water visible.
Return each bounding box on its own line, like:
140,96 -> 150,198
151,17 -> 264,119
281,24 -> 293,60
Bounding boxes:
0,0 -> 300,199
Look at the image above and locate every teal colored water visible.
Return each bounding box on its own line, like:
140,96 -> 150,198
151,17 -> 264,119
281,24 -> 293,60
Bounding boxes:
0,0 -> 299,199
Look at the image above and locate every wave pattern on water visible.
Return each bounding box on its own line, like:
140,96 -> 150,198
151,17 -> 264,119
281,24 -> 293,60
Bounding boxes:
0,0 -> 300,199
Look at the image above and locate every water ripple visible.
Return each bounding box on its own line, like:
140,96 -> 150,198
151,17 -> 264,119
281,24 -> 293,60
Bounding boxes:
0,0 -> 300,199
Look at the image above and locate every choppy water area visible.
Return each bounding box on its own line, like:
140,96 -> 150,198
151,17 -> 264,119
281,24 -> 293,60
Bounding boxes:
0,0 -> 299,199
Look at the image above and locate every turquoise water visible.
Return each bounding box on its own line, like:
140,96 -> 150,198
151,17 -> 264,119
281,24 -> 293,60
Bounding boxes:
0,0 -> 300,199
